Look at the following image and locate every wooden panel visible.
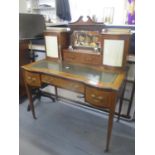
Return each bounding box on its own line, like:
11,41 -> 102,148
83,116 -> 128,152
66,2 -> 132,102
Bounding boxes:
85,86 -> 112,108
83,54 -> 101,65
69,16 -> 104,32
19,40 -> 30,98
101,33 -> 131,71
45,35 -> 59,58
103,39 -> 124,67
63,50 -> 102,65
63,51 -> 79,62
44,31 -> 70,61
24,71 -> 41,87
41,74 -> 85,93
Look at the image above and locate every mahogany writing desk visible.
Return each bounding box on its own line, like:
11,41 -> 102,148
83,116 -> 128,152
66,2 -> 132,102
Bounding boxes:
22,59 -> 126,152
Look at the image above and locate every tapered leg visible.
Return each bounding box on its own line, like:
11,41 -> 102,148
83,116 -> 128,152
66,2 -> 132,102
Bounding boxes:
55,86 -> 58,100
117,98 -> 123,121
127,82 -> 135,116
25,84 -> 37,119
105,110 -> 115,152
117,82 -> 126,121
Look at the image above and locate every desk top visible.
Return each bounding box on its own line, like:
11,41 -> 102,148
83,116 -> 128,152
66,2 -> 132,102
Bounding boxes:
22,59 -> 125,90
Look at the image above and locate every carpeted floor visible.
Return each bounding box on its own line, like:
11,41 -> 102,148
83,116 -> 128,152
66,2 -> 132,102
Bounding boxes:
19,97 -> 135,155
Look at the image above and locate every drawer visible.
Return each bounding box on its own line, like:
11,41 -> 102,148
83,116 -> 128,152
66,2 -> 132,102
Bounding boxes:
41,74 -> 56,84
63,51 -> 102,65
63,52 -> 79,62
83,55 -> 102,65
41,74 -> 84,93
85,86 -> 112,108
24,71 -> 41,87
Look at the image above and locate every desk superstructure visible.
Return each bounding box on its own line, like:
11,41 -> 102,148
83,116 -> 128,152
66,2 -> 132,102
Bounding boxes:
22,16 -> 130,152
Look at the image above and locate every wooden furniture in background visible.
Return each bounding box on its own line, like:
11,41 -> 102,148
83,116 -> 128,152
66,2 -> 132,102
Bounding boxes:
19,40 -> 31,99
19,13 -> 46,100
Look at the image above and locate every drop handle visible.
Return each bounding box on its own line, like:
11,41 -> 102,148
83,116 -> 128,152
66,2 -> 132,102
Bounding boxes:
27,76 -> 31,80
31,78 -> 36,81
91,94 -> 104,100
91,94 -> 96,98
97,96 -> 104,100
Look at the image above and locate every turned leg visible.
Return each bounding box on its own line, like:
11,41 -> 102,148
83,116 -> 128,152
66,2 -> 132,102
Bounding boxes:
105,110 -> 115,152
25,84 -> 37,119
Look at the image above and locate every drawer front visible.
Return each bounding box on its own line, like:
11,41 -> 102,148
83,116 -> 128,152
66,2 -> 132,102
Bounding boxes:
85,86 -> 112,108
24,71 -> 41,87
41,74 -> 84,93
41,74 -> 55,84
83,55 -> 102,65
63,52 -> 79,63
63,51 -> 102,65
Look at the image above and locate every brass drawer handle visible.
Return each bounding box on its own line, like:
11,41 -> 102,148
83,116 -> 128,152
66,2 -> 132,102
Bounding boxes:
31,78 -> 36,81
27,76 -> 36,82
98,96 -> 104,100
91,94 -> 104,101
91,94 -> 96,98
27,76 -> 31,80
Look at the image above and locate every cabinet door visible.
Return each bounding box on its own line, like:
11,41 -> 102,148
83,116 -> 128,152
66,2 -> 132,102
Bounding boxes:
102,33 -> 130,70
45,35 -> 59,59
103,39 -> 124,67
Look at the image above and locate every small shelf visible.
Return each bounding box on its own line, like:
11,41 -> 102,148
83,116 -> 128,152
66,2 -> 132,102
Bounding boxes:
64,49 -> 101,55
32,7 -> 55,10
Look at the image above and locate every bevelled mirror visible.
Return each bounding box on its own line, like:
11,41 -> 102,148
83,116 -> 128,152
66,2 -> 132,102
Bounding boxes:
102,29 -> 131,70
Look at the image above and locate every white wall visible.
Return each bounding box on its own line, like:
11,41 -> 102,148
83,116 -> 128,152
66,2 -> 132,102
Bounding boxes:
69,0 -> 127,24
19,0 -> 27,13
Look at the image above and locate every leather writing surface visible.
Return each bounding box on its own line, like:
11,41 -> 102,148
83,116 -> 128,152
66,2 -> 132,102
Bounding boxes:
32,60 -> 117,83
